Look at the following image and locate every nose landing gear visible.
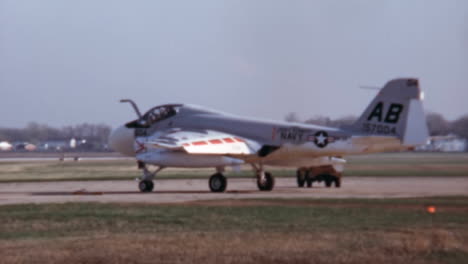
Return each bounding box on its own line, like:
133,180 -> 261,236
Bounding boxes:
139,180 -> 154,192
138,163 -> 164,193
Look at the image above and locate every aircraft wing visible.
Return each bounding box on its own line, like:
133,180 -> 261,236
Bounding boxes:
138,129 -> 262,155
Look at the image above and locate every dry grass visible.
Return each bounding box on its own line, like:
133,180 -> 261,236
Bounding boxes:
1,230 -> 466,264
1,198 -> 468,263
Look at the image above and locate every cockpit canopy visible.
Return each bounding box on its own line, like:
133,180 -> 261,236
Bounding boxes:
125,104 -> 182,128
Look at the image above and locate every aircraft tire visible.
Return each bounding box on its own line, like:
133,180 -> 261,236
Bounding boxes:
139,180 -> 154,193
305,173 -> 313,188
296,169 -> 306,187
334,177 -> 341,188
323,174 -> 336,188
257,172 -> 275,191
324,175 -> 333,188
209,173 -> 227,192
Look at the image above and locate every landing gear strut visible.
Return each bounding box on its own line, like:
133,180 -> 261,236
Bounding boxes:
138,163 -> 164,193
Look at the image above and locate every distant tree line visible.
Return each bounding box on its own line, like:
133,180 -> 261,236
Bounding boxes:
285,112 -> 468,139
426,113 -> 468,138
285,112 -> 358,129
1,111 -> 467,151
0,123 -> 112,150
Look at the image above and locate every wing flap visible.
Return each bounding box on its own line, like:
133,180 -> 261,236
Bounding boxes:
184,137 -> 251,155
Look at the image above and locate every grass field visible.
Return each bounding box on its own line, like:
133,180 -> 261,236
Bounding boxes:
1,197 -> 467,264
0,152 -> 467,182
1,153 -> 467,263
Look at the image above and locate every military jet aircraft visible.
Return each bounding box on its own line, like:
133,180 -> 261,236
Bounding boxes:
109,78 -> 429,193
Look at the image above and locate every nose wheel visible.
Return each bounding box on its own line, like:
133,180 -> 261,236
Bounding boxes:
139,180 -> 154,192
137,163 -> 164,193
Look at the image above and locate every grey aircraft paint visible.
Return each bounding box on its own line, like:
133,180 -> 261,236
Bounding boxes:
109,78 -> 429,192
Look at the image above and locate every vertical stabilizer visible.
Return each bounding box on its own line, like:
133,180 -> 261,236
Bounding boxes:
351,78 -> 429,146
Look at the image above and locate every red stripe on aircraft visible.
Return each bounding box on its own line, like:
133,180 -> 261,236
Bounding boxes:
209,139 -> 223,144
223,138 -> 235,143
234,137 -> 245,143
192,141 -> 207,146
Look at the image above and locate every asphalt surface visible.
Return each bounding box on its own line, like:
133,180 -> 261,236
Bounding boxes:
0,177 -> 467,205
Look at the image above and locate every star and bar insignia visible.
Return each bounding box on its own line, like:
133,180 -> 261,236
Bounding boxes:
307,131 -> 335,148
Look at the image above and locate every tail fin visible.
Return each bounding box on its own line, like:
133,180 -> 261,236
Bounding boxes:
351,78 -> 429,146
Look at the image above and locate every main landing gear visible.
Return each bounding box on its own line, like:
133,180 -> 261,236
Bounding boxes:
136,162 -> 276,193
207,164 -> 275,193
256,171 -> 275,191
252,164 -> 275,191
209,172 -> 227,192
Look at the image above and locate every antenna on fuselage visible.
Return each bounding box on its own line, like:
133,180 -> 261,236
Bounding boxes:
359,85 -> 381,91
120,99 -> 143,119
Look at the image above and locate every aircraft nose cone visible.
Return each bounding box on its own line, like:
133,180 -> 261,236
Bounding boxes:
109,125 -> 135,156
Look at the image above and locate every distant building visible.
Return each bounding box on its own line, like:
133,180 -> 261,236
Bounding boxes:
13,142 -> 37,151
70,138 -> 77,149
416,135 -> 467,152
37,139 -> 92,152
38,141 -> 69,151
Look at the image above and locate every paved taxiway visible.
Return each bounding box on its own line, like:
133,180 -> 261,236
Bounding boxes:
0,177 -> 467,205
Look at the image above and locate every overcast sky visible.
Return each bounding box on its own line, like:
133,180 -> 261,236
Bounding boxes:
1,0 -> 467,128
